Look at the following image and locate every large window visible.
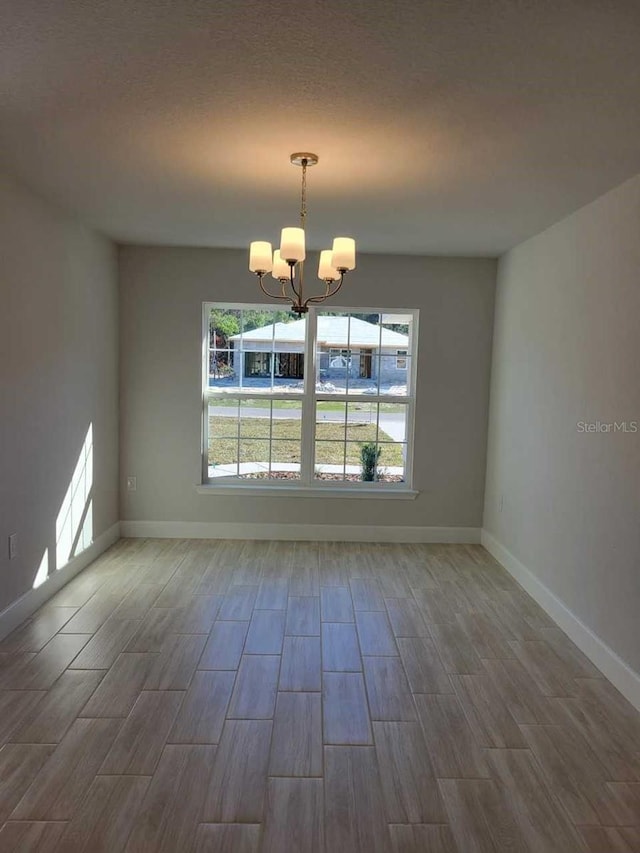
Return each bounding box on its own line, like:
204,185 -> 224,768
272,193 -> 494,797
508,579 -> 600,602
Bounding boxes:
202,305 -> 418,491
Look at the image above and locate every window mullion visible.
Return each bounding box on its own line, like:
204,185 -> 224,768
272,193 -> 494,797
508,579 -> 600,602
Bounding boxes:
202,308 -> 210,484
405,310 -> 419,489
300,308 -> 317,485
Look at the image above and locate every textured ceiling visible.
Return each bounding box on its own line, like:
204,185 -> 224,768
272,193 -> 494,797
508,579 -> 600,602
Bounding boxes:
2,0 -> 640,255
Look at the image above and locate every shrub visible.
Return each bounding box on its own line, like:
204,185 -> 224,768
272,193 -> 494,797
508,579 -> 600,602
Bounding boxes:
360,442 -> 382,481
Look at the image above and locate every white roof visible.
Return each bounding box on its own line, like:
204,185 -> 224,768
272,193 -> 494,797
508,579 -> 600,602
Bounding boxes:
230,316 -> 409,348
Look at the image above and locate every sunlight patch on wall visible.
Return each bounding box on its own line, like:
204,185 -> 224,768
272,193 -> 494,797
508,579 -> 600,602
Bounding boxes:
77,499 -> 93,555
32,548 -> 49,589
56,423 -> 93,570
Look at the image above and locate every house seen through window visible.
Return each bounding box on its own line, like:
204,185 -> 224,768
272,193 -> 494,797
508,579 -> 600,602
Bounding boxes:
203,305 -> 418,489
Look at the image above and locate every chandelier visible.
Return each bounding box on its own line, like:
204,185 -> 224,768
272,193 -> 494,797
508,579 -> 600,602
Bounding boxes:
249,153 -> 356,317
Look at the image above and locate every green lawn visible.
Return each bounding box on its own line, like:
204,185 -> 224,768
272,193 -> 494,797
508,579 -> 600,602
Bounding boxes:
209,398 -> 405,413
209,417 -> 403,466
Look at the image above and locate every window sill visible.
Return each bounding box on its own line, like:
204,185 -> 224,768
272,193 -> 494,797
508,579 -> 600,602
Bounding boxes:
195,484 -> 419,500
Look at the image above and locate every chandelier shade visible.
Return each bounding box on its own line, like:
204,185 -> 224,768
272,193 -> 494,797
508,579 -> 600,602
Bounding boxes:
271,250 -> 289,280
318,249 -> 340,282
248,153 -> 356,316
280,227 -> 306,263
332,237 -> 356,272
248,241 -> 273,274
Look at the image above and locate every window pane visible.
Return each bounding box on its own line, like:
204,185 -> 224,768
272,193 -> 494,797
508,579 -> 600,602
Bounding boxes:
375,441 -> 406,481
314,441 -> 347,480
270,407 -> 303,479
208,395 -> 239,477
315,311 -> 413,397
274,351 -> 305,380
315,401 -> 347,442
272,401 -> 302,440
345,401 -> 378,443
209,398 -> 240,439
380,312 -> 412,395
313,406 -> 408,483
207,380 -> 303,481
270,440 -> 302,480
377,403 -> 408,444
244,351 -> 272,378
376,402 -> 408,481
240,399 -> 271,438
316,313 -> 357,394
238,439 -> 270,477
347,441 -> 377,481
350,441 -> 406,483
209,436 -> 239,478
239,309 -> 305,394
209,307 -> 305,394
209,308 -> 242,391
209,348 -> 236,385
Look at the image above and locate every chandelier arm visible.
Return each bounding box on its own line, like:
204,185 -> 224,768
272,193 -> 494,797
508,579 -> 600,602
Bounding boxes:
324,275 -> 345,299
303,285 -> 330,306
304,274 -> 345,307
257,275 -> 292,302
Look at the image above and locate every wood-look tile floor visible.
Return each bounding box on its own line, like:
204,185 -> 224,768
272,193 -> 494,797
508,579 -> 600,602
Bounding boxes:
0,539 -> 639,852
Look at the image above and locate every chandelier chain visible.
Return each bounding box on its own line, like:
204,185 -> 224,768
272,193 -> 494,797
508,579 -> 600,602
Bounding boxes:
297,158 -> 308,293
300,159 -> 308,230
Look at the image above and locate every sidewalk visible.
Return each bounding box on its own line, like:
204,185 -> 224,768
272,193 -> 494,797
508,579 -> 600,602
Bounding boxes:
209,462 -> 404,478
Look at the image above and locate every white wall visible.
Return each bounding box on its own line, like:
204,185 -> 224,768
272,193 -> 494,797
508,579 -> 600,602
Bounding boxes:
119,247 -> 496,533
0,174 -> 119,614
484,173 -> 640,676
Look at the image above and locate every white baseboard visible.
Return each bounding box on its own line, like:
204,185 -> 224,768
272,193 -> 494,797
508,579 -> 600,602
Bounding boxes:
0,522 -> 121,643
120,520 -> 481,544
481,529 -> 640,712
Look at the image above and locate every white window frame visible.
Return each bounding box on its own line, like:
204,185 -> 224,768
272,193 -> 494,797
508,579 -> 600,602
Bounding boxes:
199,303 -> 419,498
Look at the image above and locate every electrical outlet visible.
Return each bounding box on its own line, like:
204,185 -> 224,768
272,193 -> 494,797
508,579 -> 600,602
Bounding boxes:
8,533 -> 17,560
126,476 -> 137,492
